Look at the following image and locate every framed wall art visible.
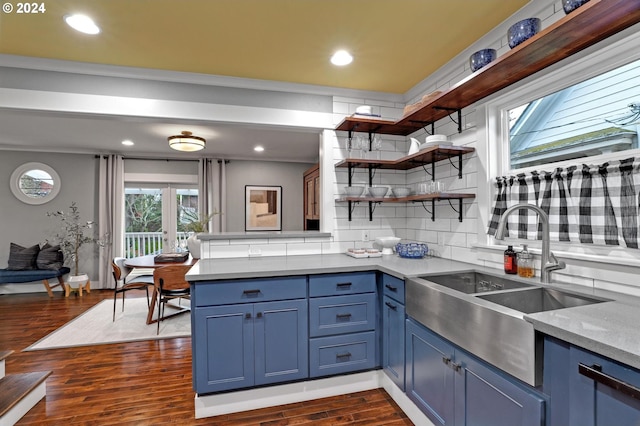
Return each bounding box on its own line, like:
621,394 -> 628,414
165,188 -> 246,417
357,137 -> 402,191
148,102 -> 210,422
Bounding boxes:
245,185 -> 282,231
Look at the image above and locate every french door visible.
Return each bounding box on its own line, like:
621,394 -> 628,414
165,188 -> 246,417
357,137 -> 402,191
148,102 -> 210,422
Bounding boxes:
124,184 -> 199,257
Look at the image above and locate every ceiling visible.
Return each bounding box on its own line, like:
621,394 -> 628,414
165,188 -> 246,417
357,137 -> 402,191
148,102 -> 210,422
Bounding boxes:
0,0 -> 529,161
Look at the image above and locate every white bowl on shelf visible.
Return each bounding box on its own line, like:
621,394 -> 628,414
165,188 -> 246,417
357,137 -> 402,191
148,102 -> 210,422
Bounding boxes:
344,186 -> 365,197
425,134 -> 448,144
391,187 -> 412,198
368,186 -> 389,198
375,236 -> 401,255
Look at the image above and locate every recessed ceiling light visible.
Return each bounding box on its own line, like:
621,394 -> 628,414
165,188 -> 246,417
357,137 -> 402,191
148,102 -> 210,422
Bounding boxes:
254,146 -> 264,152
64,14 -> 100,35
121,140 -> 134,146
330,50 -> 353,66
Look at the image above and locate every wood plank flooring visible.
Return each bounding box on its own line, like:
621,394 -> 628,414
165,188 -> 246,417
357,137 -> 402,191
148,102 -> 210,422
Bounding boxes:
0,290 -> 412,425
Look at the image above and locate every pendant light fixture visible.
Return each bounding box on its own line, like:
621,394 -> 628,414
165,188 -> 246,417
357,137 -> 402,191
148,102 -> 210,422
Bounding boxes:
168,131 -> 206,152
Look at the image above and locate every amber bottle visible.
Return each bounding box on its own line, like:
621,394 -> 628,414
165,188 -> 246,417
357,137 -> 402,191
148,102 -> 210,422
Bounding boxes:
504,245 -> 518,274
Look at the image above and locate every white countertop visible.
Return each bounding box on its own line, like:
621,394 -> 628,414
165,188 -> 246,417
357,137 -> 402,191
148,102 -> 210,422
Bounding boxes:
186,253 -> 640,370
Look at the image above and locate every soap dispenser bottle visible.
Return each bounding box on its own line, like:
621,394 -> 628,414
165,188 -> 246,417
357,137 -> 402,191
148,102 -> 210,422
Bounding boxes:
504,245 -> 517,274
517,244 -> 535,278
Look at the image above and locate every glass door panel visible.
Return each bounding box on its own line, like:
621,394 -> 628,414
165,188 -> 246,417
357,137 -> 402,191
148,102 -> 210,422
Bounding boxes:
124,185 -> 199,257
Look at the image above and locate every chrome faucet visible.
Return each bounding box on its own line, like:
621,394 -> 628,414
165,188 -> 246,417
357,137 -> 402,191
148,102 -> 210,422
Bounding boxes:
495,203 -> 565,283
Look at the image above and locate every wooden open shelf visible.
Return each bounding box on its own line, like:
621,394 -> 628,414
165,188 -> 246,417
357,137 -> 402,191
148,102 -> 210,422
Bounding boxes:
335,0 -> 640,136
335,144 -> 475,171
336,193 -> 476,204
335,145 -> 476,221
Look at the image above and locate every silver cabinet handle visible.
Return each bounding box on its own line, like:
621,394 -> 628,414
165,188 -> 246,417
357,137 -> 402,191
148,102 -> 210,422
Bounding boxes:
579,363 -> 640,400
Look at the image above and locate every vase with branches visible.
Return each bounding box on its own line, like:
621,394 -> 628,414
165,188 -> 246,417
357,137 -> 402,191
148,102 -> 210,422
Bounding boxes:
47,202 -> 108,276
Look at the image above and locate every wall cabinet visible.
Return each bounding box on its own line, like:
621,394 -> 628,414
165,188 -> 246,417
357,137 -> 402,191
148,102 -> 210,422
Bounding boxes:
406,318 -> 545,426
192,276 -> 308,394
308,272 -> 378,378
303,163 -> 320,230
543,335 -> 640,426
382,274 -> 405,390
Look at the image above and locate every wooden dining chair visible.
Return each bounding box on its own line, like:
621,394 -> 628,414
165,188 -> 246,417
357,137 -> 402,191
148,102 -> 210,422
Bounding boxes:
153,264 -> 191,335
111,257 -> 155,322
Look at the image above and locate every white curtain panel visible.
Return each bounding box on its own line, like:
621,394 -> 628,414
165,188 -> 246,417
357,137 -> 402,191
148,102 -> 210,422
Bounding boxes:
98,155 -> 124,288
198,158 -> 226,232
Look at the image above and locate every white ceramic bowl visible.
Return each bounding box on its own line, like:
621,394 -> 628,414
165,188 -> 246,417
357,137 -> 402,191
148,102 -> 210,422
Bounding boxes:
425,134 -> 449,144
391,187 -> 411,198
375,236 -> 401,255
368,186 -> 389,198
344,186 -> 365,197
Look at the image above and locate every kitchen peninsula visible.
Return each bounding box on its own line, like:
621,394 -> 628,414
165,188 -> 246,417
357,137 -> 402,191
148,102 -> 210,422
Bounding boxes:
186,252 -> 640,425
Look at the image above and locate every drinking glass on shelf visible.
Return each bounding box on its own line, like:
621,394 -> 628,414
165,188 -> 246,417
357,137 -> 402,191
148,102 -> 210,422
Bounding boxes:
354,135 -> 367,158
370,134 -> 382,159
430,181 -> 444,193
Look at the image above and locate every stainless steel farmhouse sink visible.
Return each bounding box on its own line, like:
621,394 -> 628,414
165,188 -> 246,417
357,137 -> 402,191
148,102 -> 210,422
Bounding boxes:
407,271 -> 612,386
418,271 -> 535,294
476,287 -> 608,314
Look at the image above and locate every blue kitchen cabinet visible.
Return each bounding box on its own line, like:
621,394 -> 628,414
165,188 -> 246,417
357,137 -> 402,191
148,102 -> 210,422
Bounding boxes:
194,299 -> 308,393
308,271 -> 378,378
542,335 -> 571,426
382,274 -> 405,390
406,318 -> 455,425
192,276 -> 308,394
406,318 -> 545,426
193,303 -> 254,393
569,345 -> 640,426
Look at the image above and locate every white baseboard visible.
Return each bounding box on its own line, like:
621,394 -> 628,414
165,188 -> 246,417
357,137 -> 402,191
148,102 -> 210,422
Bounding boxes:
195,370 -> 433,425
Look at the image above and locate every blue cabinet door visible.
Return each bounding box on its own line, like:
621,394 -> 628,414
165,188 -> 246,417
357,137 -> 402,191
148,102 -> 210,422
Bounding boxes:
383,295 -> 405,390
456,352 -> 545,426
193,304 -> 254,394
407,317 -> 545,426
406,318 -> 455,426
570,346 -> 640,426
254,299 -> 308,386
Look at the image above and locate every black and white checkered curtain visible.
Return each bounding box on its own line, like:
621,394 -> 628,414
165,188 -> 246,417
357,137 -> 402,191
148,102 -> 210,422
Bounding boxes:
487,157 -> 640,249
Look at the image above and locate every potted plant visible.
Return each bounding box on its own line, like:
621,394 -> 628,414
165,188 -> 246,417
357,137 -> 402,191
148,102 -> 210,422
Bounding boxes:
47,202 -> 107,288
180,210 -> 219,258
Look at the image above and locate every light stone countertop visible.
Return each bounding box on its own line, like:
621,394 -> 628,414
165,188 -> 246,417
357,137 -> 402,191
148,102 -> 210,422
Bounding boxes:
186,253 -> 640,370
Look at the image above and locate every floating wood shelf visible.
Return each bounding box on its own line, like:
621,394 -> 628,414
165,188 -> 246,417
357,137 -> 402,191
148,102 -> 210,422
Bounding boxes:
335,145 -> 475,172
335,0 -> 640,136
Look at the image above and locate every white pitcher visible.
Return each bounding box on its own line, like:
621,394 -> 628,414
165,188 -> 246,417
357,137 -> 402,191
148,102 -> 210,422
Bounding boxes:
408,138 -> 421,155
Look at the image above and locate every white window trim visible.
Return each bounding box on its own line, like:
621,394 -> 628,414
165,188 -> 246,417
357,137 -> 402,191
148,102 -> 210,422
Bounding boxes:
475,28 -> 640,267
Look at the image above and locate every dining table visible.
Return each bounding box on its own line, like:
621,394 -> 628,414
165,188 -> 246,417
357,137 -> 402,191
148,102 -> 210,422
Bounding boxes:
124,254 -> 198,324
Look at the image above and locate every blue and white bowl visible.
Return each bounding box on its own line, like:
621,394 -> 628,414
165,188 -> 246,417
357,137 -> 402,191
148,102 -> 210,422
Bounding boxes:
469,49 -> 497,72
508,18 -> 541,49
562,0 -> 590,14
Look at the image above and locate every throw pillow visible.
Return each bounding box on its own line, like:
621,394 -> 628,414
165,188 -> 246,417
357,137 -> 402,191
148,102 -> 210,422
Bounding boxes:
7,242 -> 40,270
37,243 -> 64,270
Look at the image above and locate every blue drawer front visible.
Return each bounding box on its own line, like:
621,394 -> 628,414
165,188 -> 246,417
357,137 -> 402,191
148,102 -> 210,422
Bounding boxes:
309,331 -> 376,378
382,274 -> 405,303
309,293 -> 376,337
309,272 -> 376,297
193,276 -> 307,307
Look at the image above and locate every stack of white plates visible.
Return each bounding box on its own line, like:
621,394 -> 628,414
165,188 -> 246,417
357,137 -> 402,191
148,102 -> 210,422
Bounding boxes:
420,134 -> 453,150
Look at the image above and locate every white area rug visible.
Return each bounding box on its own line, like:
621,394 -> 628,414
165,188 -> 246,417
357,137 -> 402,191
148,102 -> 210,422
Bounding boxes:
25,297 -> 191,351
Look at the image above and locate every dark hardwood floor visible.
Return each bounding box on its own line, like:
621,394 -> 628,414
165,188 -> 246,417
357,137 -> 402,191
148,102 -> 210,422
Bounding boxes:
0,290 -> 412,425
